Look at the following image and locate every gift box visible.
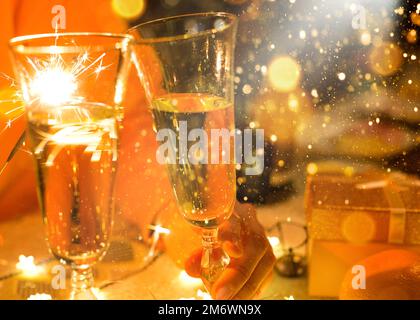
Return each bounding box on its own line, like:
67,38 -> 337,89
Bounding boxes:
305,169 -> 420,297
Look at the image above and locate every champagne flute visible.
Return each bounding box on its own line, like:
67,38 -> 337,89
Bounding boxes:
129,13 -> 238,290
9,33 -> 132,299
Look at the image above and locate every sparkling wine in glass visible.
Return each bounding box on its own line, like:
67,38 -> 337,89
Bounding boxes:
9,33 -> 132,299
130,13 -> 238,289
151,94 -> 236,228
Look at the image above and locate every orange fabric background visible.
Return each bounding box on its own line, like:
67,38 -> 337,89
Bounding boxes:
0,0 -> 176,238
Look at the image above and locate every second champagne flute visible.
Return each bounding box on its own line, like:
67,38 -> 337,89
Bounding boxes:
129,12 -> 238,290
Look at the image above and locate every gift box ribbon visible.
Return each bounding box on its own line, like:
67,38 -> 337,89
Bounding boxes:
356,172 -> 420,244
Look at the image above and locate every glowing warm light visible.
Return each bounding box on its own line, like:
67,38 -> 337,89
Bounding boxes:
284,295 -> 295,300
30,69 -> 77,106
196,289 -> 212,300
411,12 -> 420,26
27,293 -> 52,300
180,289 -> 212,300
394,7 -> 404,15
299,30 -> 306,40
287,94 -> 299,112
406,29 -> 417,44
343,166 -> 355,177
311,89 -> 318,98
267,236 -> 282,258
149,224 -> 171,235
369,42 -> 403,76
268,236 -> 280,247
268,56 -> 301,92
306,162 -> 318,175
112,0 -> 146,20
337,72 -> 346,81
24,50 -> 108,109
360,31 -> 371,46
178,270 -> 202,287
21,51 -> 115,166
242,84 -> 252,94
91,287 -> 107,300
16,255 -> 45,277
270,134 -> 278,142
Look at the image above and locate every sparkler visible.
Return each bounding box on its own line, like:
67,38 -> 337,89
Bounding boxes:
4,38 -> 116,168
0,82 -> 27,175
20,46 -> 104,107
0,131 -> 26,176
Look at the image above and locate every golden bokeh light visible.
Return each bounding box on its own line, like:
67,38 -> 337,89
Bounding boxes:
406,29 -> 417,44
411,12 -> 420,26
268,56 -> 301,92
16,255 -> 45,277
360,31 -> 371,46
306,162 -> 318,175
368,42 -> 403,76
343,166 -> 355,177
112,0 -> 146,20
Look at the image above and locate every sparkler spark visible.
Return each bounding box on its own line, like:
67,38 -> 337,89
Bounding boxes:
0,41 -> 114,175
0,85 -> 25,136
15,46 -> 115,166
30,67 -> 77,106
22,49 -> 105,107
0,131 -> 27,176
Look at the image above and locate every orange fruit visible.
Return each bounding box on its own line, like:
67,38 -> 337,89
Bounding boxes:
339,249 -> 420,300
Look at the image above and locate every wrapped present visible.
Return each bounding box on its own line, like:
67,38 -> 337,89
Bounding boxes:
305,169 -> 420,297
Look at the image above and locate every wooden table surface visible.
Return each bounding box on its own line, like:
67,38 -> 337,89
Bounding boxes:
0,194 -> 313,300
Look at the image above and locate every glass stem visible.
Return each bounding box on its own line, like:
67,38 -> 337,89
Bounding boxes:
70,266 -> 96,300
202,228 -> 219,250
201,228 -> 230,290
